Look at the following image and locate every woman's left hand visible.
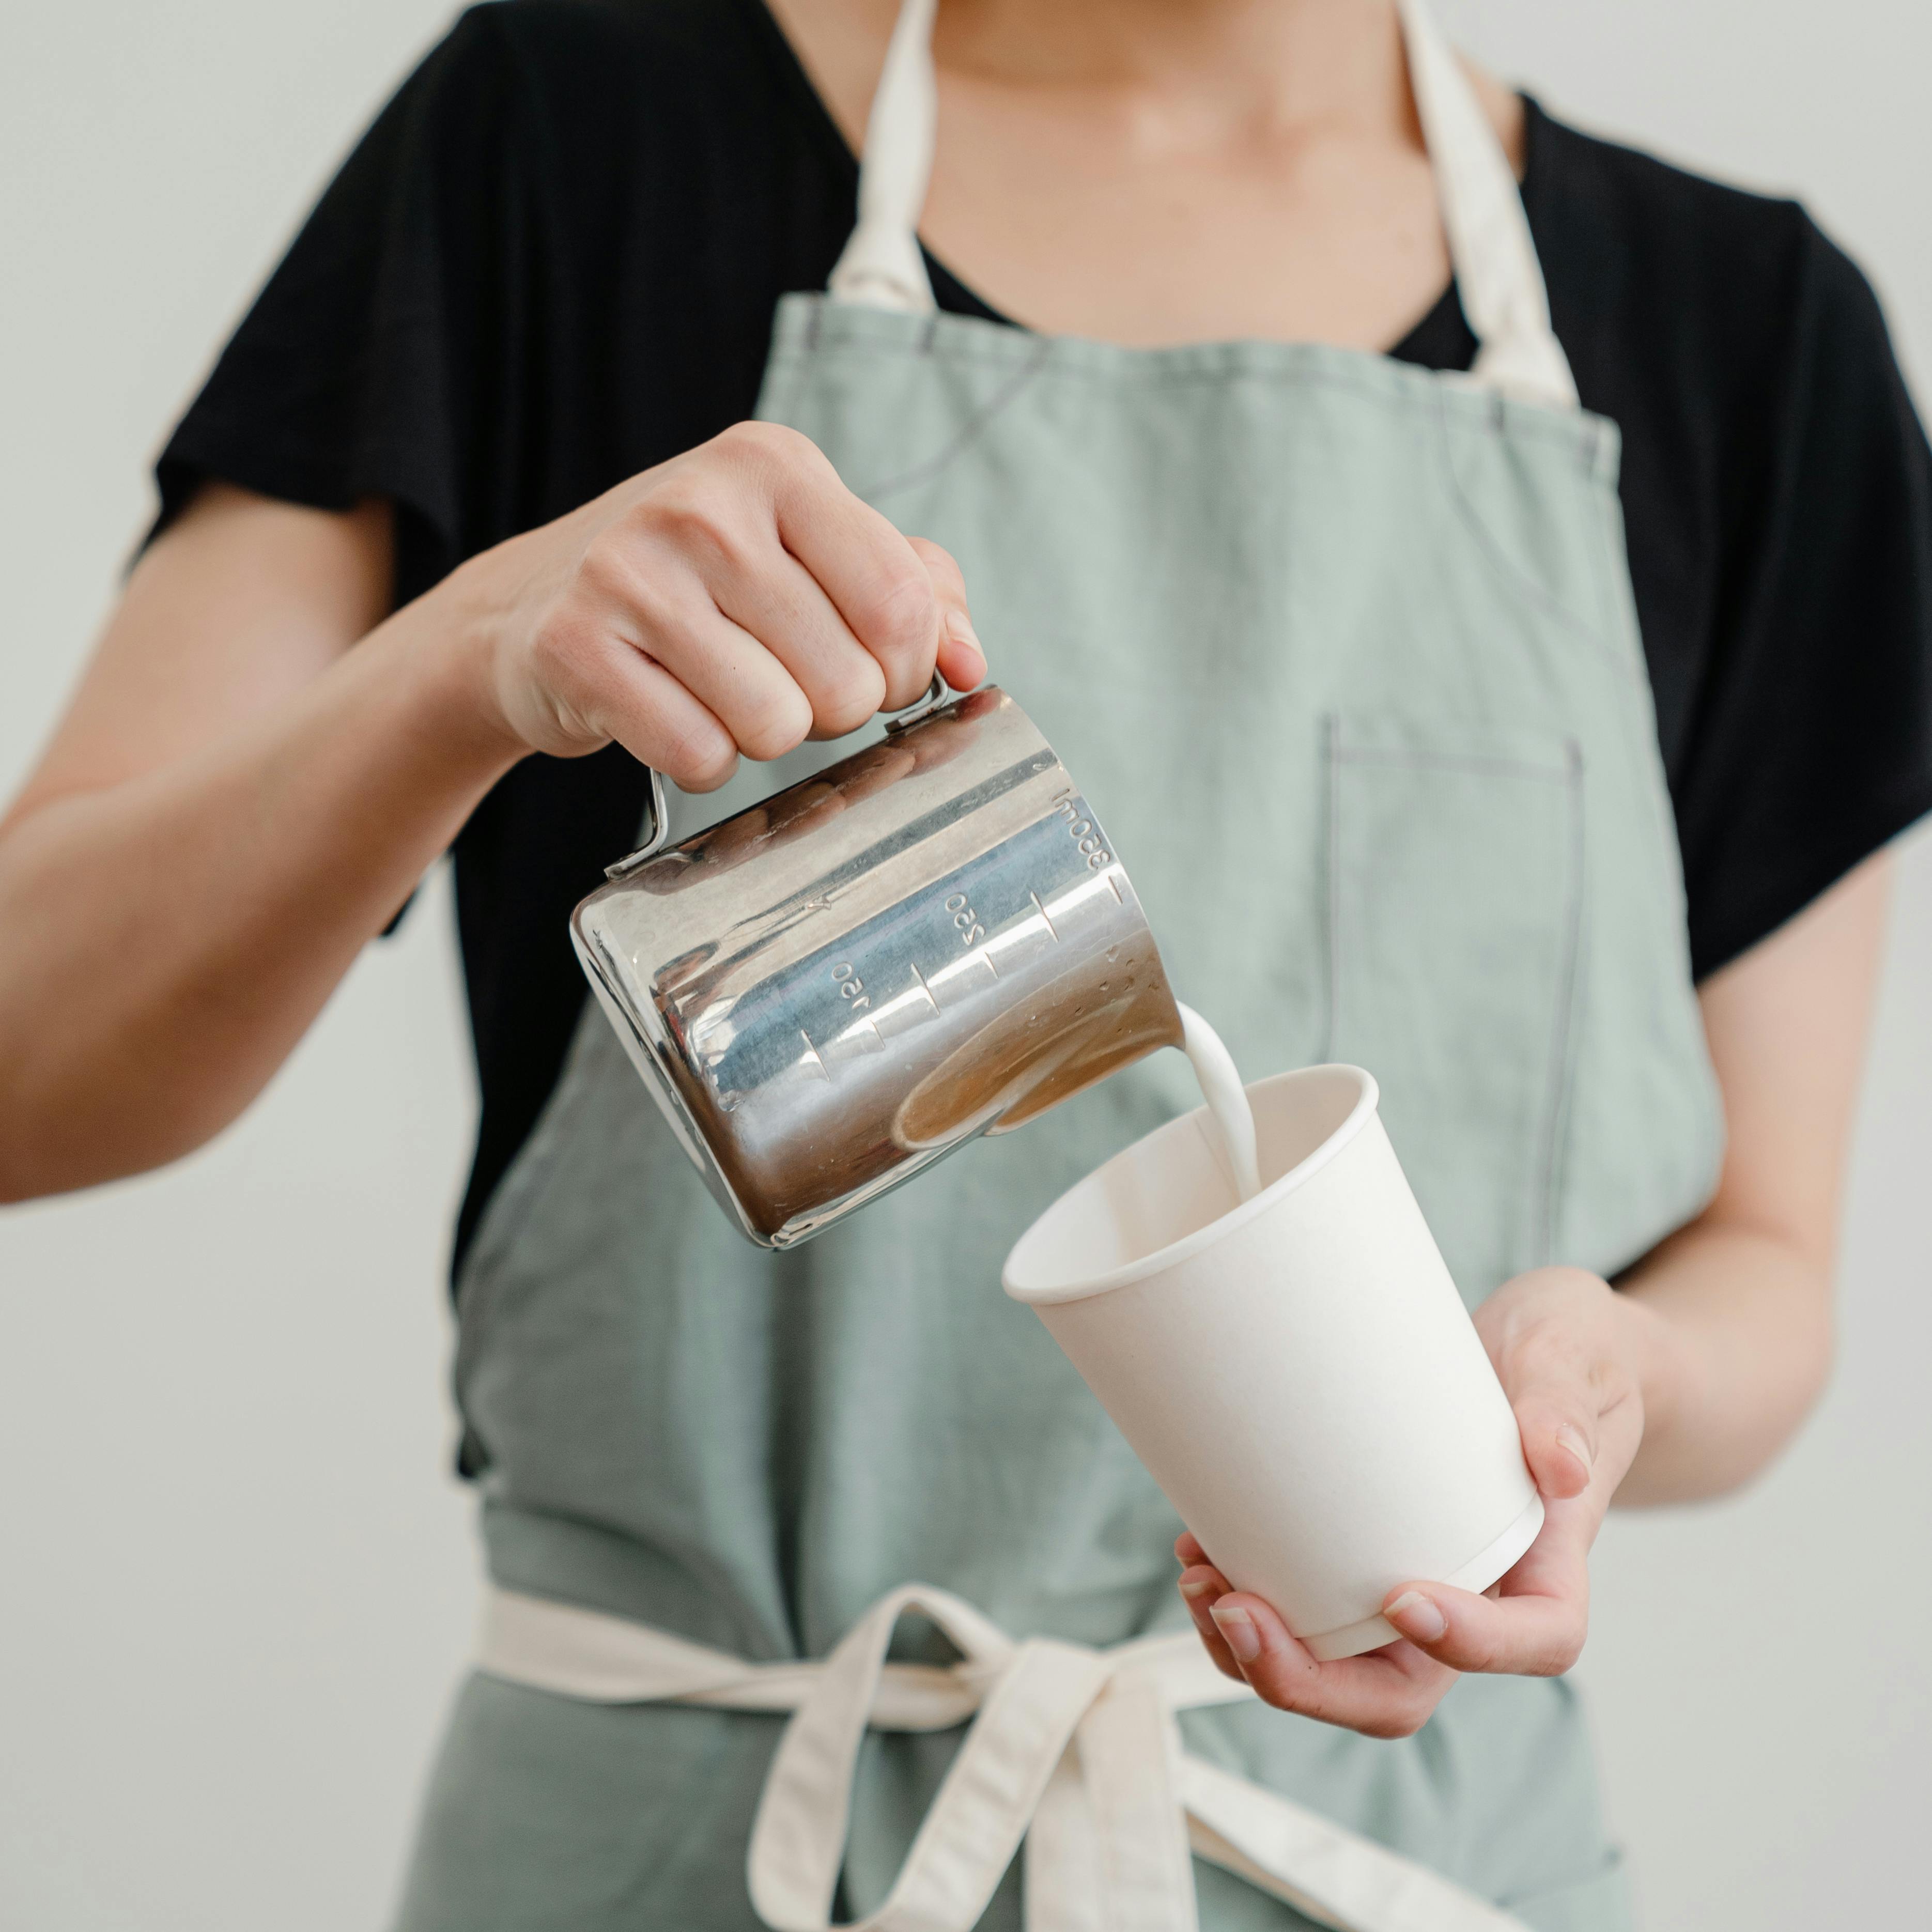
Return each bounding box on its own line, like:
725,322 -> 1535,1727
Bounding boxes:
1175,1265 -> 1649,1738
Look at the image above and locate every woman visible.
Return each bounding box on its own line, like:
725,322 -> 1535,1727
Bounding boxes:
3,0 -> 1928,1925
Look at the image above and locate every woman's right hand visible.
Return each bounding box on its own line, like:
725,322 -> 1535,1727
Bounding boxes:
434,420 -> 985,789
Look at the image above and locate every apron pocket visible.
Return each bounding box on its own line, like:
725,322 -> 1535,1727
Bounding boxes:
1324,714 -> 1584,1304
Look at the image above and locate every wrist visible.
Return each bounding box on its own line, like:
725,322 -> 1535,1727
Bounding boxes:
1604,1281 -> 1688,1474
377,567 -> 532,786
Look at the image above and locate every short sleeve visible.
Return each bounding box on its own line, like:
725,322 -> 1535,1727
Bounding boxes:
1673,219 -> 1932,978
153,5 -> 526,603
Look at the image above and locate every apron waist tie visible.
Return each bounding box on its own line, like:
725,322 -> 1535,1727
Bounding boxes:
477,1582 -> 1529,1932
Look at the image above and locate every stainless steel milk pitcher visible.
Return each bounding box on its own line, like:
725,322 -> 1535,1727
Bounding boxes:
570,683 -> 1184,1247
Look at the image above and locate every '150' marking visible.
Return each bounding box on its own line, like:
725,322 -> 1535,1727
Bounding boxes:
831,960 -> 869,1010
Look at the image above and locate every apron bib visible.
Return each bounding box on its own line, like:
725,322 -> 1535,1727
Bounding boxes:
396,3 -> 1722,1927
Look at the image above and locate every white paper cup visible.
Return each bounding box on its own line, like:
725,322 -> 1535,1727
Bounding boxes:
1002,1065 -> 1543,1660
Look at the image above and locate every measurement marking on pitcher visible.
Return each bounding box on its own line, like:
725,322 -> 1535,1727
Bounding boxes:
1105,872 -> 1125,905
797,1030 -> 830,1081
831,959 -> 870,1010
908,963 -> 941,1013
944,892 -> 985,949
1053,798 -> 1115,873
1029,890 -> 1061,942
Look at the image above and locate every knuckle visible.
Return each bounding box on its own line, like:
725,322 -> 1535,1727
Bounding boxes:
714,418 -> 825,477
529,607 -> 601,699
573,548 -> 703,676
907,535 -> 966,596
1363,1705 -> 1426,1741
638,483 -> 749,571
855,554 -> 940,662
1443,1627 -> 1502,1674
577,529 -> 641,601
716,418 -> 796,457
1507,1322 -> 1574,1374
523,611 -> 638,754
1539,1615 -> 1588,1677
1245,1668 -> 1299,1713
731,677 -> 812,761
660,716 -> 737,792
813,658 -> 888,737
1245,1653 -> 1319,1717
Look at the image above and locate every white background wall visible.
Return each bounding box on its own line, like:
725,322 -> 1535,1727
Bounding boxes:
1,3 -> 1926,1927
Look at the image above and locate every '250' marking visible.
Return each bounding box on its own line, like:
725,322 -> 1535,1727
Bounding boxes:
944,892 -> 985,947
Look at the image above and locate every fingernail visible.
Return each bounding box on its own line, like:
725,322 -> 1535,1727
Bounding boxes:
945,608 -> 984,662
1177,1576 -> 1214,1600
1384,1590 -> 1447,1642
1210,1603 -> 1261,1662
1556,1425 -> 1594,1476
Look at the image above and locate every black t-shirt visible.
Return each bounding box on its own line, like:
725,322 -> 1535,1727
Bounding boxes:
156,0 -> 1932,1269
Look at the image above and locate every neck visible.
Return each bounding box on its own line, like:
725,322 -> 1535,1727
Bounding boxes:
934,0 -> 1412,142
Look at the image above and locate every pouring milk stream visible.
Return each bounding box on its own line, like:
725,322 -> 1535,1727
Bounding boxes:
1176,1002 -> 1263,1204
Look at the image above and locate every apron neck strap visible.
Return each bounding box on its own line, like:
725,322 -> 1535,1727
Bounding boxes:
1394,0 -> 1576,405
824,0 -> 941,316
826,0 -> 1579,410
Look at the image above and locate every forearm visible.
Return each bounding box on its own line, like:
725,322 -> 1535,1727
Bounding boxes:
1611,1216 -> 1834,1505
0,601 -> 520,1199
1611,857 -> 1891,1505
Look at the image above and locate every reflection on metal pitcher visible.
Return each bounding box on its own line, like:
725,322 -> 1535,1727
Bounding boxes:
571,685 -> 1183,1247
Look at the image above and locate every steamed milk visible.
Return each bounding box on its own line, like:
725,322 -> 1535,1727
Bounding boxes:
1176,1004 -> 1262,1204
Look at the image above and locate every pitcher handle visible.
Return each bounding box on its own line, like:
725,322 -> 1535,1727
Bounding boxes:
602,765 -> 673,881
605,673 -> 951,883
883,671 -> 955,735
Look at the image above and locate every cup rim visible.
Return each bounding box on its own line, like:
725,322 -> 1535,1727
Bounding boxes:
1002,1062 -> 1380,1306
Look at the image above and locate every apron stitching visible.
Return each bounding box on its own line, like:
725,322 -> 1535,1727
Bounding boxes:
457,1021 -> 601,1300
450,994 -> 621,1385
858,335 -> 1055,502
761,319 -> 814,440
826,339 -> 1596,430
1331,746 -> 1572,783
1582,493 -> 1722,1241
1494,1845 -> 1628,1910
1591,555 -> 1707,958
1595,625 -> 1729,1241
1429,385 -> 1641,675
1580,440 -> 1650,680
1532,741 -> 1587,1265
1325,720 -> 1595,1281
1322,714 -> 1342,1065
781,299 -> 1605,441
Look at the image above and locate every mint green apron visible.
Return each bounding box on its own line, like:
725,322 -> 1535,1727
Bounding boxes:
394,2 -> 1722,1926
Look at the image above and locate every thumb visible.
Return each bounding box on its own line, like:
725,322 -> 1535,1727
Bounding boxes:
1510,1375 -> 1599,1502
